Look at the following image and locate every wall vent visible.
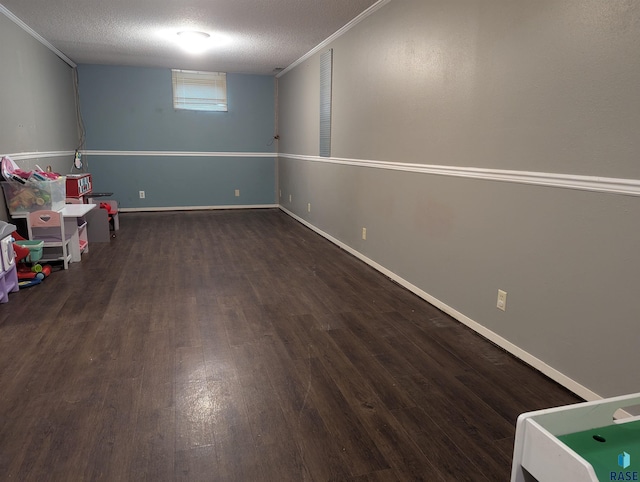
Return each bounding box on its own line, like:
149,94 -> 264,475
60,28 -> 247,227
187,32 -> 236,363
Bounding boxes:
319,49 -> 333,158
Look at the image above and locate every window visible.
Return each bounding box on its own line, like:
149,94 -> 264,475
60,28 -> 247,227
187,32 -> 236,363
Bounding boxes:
171,69 -> 227,112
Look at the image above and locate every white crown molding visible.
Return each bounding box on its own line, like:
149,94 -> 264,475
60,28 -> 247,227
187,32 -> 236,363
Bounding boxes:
0,5 -> 76,68
279,205 -> 601,402
84,150 -> 276,158
277,0 -> 392,78
3,150 -> 75,161
120,204 -> 278,213
279,153 -> 640,198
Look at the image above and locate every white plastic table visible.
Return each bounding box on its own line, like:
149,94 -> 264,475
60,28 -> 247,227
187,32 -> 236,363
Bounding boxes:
11,203 -> 96,263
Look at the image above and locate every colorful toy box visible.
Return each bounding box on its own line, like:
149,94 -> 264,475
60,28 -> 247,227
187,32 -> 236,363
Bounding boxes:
1,177 -> 66,214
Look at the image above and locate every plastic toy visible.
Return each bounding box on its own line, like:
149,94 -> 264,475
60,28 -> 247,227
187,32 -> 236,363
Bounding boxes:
12,232 -> 53,283
18,278 -> 42,289
16,265 -> 51,281
100,202 -> 117,216
12,240 -> 30,263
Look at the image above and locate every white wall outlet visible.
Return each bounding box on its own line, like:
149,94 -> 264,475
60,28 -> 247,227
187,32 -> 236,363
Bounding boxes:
362,227 -> 367,240
497,289 -> 507,311
279,189 -> 282,198
139,190 -> 145,199
235,189 -> 240,197
307,203 -> 311,212
289,194 -> 292,202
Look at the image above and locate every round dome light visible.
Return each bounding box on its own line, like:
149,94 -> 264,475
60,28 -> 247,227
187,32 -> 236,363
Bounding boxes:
177,31 -> 211,54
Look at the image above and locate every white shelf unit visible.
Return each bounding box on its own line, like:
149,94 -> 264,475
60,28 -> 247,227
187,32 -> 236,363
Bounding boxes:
511,392 -> 640,482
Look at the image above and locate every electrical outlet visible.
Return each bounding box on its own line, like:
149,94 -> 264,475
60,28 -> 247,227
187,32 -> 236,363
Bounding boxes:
497,289 -> 507,311
279,189 -> 282,198
307,203 -> 311,212
362,227 -> 367,240
139,190 -> 145,199
289,194 -> 292,202
235,189 -> 240,197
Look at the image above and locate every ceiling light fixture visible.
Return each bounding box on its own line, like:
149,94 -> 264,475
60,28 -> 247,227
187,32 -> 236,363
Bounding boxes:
177,30 -> 211,54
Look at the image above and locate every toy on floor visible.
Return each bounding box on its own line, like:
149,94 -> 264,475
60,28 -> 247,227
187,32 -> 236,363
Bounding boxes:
18,278 -> 42,289
12,232 -> 52,283
17,264 -> 52,281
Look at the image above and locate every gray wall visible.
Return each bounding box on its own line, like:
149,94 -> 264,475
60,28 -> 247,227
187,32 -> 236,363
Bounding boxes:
77,65 -> 276,209
0,12 -> 79,221
277,0 -> 640,398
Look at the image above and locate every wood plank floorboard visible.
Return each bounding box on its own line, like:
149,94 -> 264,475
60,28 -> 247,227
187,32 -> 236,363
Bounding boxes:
0,209 -> 582,480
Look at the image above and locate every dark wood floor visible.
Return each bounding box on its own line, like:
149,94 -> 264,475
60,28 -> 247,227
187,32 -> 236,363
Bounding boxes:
0,209 -> 581,481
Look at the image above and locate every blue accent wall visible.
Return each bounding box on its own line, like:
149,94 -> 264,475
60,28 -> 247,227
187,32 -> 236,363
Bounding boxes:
77,65 -> 276,208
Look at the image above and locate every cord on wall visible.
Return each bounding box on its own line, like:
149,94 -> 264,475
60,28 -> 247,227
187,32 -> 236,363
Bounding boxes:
71,67 -> 87,172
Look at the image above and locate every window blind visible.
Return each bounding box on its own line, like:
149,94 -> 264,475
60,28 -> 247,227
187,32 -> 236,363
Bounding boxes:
172,70 -> 227,112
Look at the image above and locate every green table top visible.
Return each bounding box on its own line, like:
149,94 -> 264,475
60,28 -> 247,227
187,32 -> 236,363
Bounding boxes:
558,419 -> 640,481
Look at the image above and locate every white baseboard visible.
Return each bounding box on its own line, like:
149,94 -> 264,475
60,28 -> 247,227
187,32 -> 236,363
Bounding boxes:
279,205 -> 601,403
120,204 -> 278,213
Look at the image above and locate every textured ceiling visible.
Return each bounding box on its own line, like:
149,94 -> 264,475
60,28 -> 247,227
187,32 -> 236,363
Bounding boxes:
0,0 -> 379,75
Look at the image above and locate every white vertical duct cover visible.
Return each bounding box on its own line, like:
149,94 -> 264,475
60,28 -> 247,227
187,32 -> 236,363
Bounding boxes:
319,49 -> 333,157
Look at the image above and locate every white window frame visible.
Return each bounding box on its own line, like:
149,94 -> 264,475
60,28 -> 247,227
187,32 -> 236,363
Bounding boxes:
171,69 -> 227,112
